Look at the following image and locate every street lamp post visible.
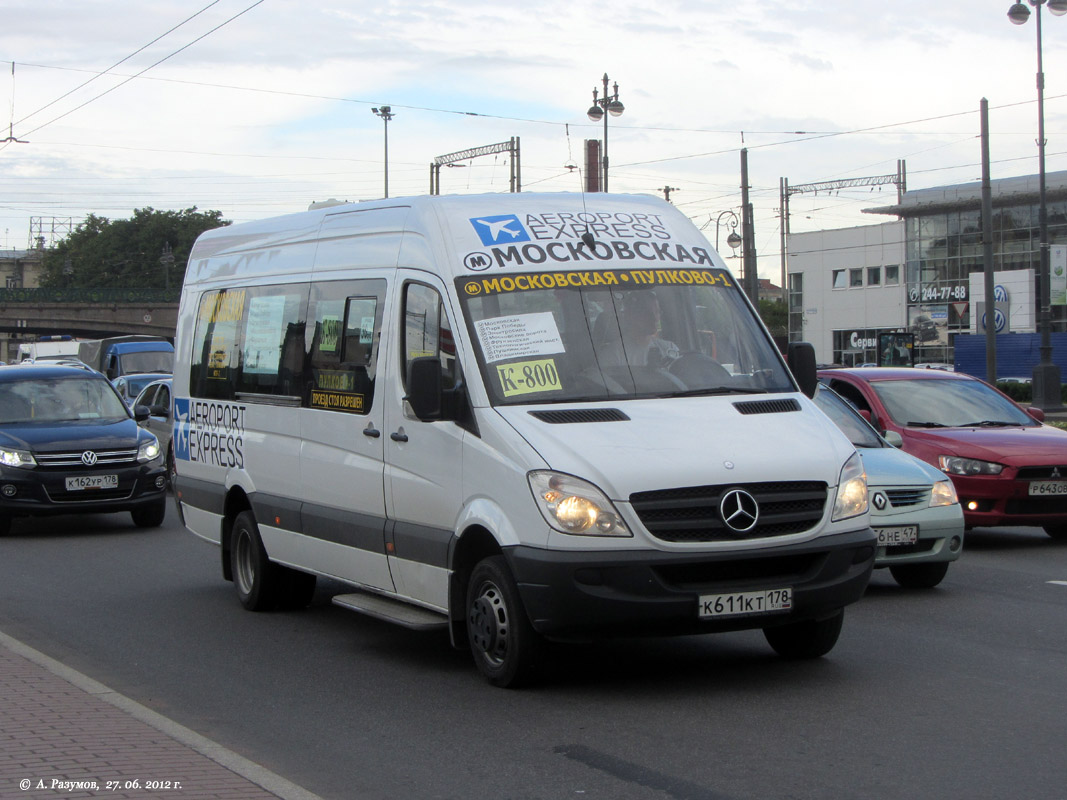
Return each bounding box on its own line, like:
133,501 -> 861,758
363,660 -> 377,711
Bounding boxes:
586,74 -> 624,192
1009,0 -> 1067,409
715,210 -> 743,254
372,106 -> 395,199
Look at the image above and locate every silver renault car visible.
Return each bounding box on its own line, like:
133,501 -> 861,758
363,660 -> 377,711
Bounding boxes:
814,383 -> 965,588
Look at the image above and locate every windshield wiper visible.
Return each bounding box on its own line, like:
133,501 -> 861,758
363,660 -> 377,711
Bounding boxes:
956,420 -> 1020,427
906,421 -> 948,428
669,387 -> 769,398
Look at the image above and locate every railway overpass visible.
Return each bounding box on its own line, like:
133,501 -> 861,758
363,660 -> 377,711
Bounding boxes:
0,288 -> 179,360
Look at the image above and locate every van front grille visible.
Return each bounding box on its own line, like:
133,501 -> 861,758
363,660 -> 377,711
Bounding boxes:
630,481 -> 827,543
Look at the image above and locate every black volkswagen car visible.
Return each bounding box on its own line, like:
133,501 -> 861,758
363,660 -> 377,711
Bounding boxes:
0,363 -> 168,534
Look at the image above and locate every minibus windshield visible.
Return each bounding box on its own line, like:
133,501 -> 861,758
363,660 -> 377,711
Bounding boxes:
456,267 -> 795,405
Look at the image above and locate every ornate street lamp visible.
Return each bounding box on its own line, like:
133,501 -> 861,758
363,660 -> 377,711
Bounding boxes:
715,210 -> 743,254
1008,0 -> 1067,409
372,106 -> 395,199
586,74 -> 624,192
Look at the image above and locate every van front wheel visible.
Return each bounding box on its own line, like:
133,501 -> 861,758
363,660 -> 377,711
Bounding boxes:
466,556 -> 542,688
764,609 -> 844,659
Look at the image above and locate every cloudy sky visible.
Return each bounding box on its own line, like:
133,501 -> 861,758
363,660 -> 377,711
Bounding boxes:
2,0 -> 1065,282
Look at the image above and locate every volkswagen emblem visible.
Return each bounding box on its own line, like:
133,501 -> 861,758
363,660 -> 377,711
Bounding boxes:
872,491 -> 887,511
81,451 -> 98,466
719,488 -> 759,534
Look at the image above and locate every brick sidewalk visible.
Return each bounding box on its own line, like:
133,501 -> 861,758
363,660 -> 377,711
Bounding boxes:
0,632 -> 323,800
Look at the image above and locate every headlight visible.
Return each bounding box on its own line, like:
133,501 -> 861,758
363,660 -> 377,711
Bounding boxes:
0,447 -> 36,468
137,437 -> 162,463
832,452 -> 868,521
938,455 -> 1004,476
528,471 -> 631,537
930,479 -> 959,507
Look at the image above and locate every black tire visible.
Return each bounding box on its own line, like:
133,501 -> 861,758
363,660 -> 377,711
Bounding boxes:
166,445 -> 177,491
889,561 -> 949,589
130,497 -> 167,528
1042,525 -> 1067,540
466,555 -> 542,688
230,511 -> 284,611
764,609 -> 844,659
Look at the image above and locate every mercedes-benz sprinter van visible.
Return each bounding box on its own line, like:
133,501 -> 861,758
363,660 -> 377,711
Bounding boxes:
172,193 -> 875,687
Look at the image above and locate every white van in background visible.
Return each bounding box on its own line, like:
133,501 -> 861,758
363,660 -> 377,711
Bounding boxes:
172,192 -> 875,687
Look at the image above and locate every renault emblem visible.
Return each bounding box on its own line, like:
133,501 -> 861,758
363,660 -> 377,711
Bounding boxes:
81,451 -> 98,466
720,488 -> 759,533
872,492 -> 887,510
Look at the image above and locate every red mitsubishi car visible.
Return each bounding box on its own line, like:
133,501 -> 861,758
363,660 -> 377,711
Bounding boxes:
817,367 -> 1067,538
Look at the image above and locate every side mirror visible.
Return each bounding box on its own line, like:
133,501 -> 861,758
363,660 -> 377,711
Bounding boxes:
406,357 -> 442,421
786,342 -> 818,399
1027,406 -> 1046,422
133,404 -> 151,422
883,430 -> 904,448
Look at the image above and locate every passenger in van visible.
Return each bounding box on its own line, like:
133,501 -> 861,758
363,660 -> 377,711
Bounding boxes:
605,291 -> 680,368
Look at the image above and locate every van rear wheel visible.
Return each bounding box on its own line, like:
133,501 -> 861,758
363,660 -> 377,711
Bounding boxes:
231,511 -> 284,611
466,556 -> 542,688
764,609 -> 844,659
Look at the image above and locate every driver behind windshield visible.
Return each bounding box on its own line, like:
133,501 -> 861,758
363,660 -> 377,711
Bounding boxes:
603,291 -> 680,368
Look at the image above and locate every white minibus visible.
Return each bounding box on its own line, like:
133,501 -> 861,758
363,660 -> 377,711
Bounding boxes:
172,192 -> 875,687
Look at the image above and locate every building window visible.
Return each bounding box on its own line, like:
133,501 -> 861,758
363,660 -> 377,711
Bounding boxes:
849,268 -> 863,288
832,269 -> 847,290
867,267 -> 881,286
5,277 -> 16,289
885,264 -> 900,285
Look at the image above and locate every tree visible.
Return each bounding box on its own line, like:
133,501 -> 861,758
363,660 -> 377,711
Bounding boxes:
40,207 -> 229,289
758,298 -> 787,339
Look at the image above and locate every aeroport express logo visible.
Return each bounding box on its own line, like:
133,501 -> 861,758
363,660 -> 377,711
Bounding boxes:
173,397 -> 191,461
470,215 -> 531,246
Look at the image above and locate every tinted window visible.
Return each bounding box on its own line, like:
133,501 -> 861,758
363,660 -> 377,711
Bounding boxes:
307,280 -> 385,415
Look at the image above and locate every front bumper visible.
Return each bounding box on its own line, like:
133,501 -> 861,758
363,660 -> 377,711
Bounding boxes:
871,504 -> 964,567
953,473 -> 1067,528
0,463 -> 168,518
504,527 -> 876,641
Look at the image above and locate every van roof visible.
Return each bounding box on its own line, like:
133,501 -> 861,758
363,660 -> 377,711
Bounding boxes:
184,192 -> 727,287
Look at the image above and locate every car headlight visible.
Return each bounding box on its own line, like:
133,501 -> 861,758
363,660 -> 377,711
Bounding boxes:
137,437 -> 162,463
938,455 -> 1004,476
0,447 -> 36,469
930,479 -> 959,507
528,471 -> 631,537
832,452 -> 868,521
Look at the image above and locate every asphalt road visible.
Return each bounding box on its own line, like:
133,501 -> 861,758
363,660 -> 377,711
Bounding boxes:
2,506 -> 1065,800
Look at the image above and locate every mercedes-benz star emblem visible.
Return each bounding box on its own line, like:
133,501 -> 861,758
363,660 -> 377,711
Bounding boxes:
719,488 -> 759,534
81,451 -> 98,466
872,492 -> 887,510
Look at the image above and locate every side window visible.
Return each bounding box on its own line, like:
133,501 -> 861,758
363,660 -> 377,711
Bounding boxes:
307,279 -> 386,415
157,384 -> 171,415
402,283 -> 460,391
189,284 -> 309,401
829,379 -> 870,413
191,289 -> 244,400
235,286 -> 309,398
